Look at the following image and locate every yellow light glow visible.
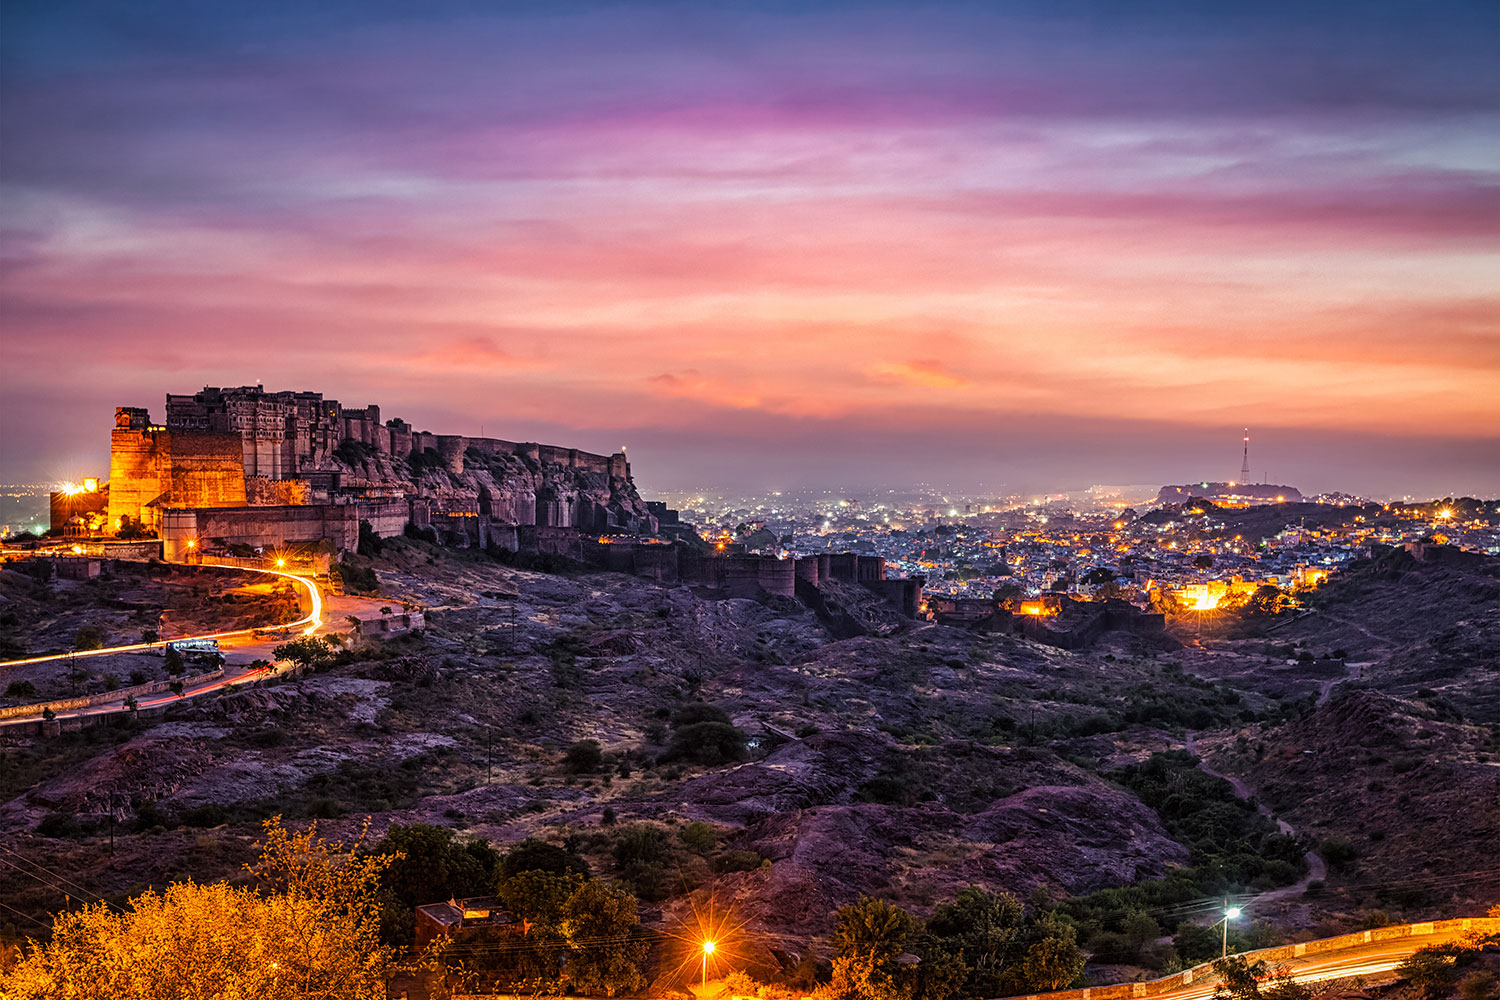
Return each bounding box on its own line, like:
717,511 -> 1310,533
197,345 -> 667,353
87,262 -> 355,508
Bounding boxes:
276,558 -> 286,567
1438,509 -> 1453,519
1193,594 -> 1220,611
703,940 -> 716,955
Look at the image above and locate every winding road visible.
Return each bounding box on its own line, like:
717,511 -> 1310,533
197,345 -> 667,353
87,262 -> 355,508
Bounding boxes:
0,565 -> 325,723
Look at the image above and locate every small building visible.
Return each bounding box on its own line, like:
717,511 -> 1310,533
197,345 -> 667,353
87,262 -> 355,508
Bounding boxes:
414,896 -> 518,952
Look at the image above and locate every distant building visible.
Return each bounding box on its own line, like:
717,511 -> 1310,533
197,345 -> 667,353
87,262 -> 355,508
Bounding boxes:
414,896 -> 521,952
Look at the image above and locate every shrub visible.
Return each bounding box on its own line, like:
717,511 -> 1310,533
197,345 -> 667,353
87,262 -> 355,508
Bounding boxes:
38,812 -> 80,838
679,821 -> 717,853
1320,837 -> 1358,871
670,702 -> 731,728
612,824 -> 669,868
664,721 -> 746,765
564,739 -> 604,773
715,850 -> 762,873
501,839 -> 590,879
74,626 -> 105,651
5,680 -> 37,698
180,804 -> 229,828
1458,971 -> 1497,1000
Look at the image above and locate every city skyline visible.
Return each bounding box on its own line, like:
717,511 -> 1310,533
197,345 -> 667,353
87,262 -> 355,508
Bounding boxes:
2,1 -> 1497,498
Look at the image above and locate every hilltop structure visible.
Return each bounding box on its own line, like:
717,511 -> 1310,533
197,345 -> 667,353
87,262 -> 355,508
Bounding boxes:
96,384 -> 651,559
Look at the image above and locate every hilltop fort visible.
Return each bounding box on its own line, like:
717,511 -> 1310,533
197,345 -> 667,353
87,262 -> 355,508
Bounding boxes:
99,384 -> 651,559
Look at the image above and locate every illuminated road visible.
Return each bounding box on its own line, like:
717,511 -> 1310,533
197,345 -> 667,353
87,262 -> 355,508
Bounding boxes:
1132,931 -> 1462,1000
0,565 -> 323,722
0,565 -> 322,667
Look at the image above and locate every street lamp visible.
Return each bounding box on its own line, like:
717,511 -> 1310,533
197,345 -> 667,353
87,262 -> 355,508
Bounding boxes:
701,939 -> 716,989
1215,905 -> 1242,958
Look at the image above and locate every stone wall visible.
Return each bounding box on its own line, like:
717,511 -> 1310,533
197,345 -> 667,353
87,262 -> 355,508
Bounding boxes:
1006,918 -> 1499,1000
0,667 -> 225,723
108,407 -> 247,529
161,504 -> 357,560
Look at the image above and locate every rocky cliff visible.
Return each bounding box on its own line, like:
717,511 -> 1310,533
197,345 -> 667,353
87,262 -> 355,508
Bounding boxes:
327,442 -> 652,532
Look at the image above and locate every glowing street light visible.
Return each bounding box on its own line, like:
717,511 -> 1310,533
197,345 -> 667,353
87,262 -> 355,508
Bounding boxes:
276,558 -> 286,568
1215,904 -> 1243,958
702,939 -> 716,988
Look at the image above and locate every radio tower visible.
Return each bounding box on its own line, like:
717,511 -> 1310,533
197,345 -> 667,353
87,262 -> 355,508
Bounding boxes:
1239,429 -> 1251,483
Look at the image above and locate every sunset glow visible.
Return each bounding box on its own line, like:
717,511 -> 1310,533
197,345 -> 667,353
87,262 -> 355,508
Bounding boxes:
2,1 -> 1496,495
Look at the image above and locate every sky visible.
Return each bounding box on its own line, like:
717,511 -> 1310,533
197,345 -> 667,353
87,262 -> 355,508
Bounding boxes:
1,0 -> 1497,499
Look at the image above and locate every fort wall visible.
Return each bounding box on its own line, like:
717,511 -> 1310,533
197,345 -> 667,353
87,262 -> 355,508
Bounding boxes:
161,504 -> 357,560
108,408 -> 246,529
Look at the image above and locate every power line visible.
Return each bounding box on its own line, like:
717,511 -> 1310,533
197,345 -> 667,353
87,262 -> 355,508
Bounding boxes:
0,851 -> 124,913
0,898 -> 52,931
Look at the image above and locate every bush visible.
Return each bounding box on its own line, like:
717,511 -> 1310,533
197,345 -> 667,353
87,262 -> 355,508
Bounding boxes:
1320,837 -> 1358,870
679,821 -> 717,853
563,739 -> 603,773
38,812 -> 80,838
501,839 -> 589,879
670,702 -> 731,728
273,636 -> 335,669
337,559 -> 380,595
715,850 -> 762,873
74,626 -> 105,651
611,824 -> 669,868
1458,971 -> 1497,1000
180,804 -> 229,828
664,721 -> 746,765
5,680 -> 37,698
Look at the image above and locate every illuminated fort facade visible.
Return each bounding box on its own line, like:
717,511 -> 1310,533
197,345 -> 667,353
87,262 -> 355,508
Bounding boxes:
102,385 -> 646,552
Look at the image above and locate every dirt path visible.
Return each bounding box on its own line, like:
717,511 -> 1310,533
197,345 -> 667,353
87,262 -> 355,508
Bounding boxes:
1184,732 -> 1326,907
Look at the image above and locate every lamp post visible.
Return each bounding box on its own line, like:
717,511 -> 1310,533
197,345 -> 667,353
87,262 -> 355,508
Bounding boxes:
1216,904 -> 1242,958
702,939 -> 715,989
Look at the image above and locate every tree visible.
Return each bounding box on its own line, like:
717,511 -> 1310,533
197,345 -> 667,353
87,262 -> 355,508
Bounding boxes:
164,645 -> 185,676
274,635 -> 335,670
1398,946 -> 1464,995
1,816 -> 394,1000
501,839 -> 590,880
822,897 -> 921,1000
1244,585 -> 1287,618
141,628 -> 159,644
925,888 -> 1026,998
1018,916 -> 1084,992
73,626 -> 104,651
560,880 -> 648,997
564,739 -> 604,773
365,824 -> 500,945
664,721 -> 746,764
1193,555 -> 1214,570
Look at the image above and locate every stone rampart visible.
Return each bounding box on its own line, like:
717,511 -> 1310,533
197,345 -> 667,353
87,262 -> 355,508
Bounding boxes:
162,504 -> 357,560
0,667 -> 226,723
355,500 -> 413,538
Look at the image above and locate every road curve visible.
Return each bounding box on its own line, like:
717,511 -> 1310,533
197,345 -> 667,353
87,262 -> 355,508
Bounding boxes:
1144,931 -> 1460,1000
0,565 -> 323,668
0,566 -> 324,722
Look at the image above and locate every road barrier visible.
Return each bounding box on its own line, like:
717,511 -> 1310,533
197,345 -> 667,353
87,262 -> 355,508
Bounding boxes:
0,667 -> 226,724
1000,917 -> 1500,1000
